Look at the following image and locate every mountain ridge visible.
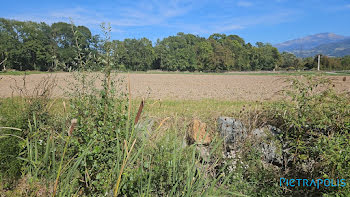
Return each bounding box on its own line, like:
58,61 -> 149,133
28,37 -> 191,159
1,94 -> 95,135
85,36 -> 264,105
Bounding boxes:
274,33 -> 350,57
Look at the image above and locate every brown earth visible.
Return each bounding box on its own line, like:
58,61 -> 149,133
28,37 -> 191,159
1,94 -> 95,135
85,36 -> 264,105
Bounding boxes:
0,73 -> 349,101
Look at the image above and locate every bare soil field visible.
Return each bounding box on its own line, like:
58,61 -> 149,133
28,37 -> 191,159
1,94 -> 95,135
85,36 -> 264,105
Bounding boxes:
0,73 -> 349,100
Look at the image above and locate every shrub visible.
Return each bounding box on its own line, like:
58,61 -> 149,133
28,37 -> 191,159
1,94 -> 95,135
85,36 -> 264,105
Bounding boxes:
264,75 -> 350,195
0,75 -> 57,187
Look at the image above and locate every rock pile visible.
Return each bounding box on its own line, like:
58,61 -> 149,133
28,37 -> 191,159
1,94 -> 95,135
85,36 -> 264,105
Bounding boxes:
217,117 -> 246,144
186,117 -> 290,168
218,117 -> 286,166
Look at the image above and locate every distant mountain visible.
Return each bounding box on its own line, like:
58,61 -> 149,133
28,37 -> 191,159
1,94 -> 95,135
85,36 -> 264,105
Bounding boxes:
291,38 -> 350,57
275,33 -> 346,51
274,33 -> 350,57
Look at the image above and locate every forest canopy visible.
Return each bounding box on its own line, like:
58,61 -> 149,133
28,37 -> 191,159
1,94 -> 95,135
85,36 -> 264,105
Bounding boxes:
0,18 -> 349,72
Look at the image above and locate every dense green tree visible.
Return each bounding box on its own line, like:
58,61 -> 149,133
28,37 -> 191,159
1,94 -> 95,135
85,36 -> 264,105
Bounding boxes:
113,38 -> 154,71
312,55 -> 343,70
341,55 -> 350,69
303,57 -> 315,70
51,22 -> 94,70
280,52 -> 300,69
0,19 -> 21,70
154,33 -> 200,71
195,41 -> 214,71
209,33 -> 226,43
208,38 -> 234,71
0,24 -> 11,71
0,19 -> 52,70
1,18 -> 349,72
254,42 -> 281,70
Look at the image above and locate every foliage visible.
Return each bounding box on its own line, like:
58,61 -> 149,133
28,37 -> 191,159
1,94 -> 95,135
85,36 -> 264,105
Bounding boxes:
64,23 -> 131,195
3,18 -> 349,72
280,52 -> 301,70
0,73 -> 57,187
264,75 -> 350,195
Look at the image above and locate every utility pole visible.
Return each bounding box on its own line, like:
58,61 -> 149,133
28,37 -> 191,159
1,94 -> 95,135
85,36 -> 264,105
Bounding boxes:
317,54 -> 320,71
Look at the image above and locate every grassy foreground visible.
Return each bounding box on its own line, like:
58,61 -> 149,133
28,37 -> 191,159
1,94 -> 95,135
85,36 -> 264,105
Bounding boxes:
0,95 -> 258,196
1,74 -> 349,196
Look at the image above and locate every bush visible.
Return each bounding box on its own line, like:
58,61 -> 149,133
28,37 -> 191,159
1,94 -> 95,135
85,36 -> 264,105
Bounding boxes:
264,75 -> 350,195
0,76 -> 57,188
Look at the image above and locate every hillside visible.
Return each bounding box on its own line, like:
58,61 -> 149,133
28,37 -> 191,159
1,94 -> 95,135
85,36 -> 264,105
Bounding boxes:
275,33 -> 346,51
275,33 -> 350,57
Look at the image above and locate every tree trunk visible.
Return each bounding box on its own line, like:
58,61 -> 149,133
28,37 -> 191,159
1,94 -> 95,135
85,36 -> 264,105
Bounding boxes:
0,57 -> 7,71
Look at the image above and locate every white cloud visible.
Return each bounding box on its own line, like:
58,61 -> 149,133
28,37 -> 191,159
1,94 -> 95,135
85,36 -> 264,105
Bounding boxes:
212,24 -> 245,32
275,0 -> 288,3
237,1 -> 253,7
201,10 -> 296,34
49,7 -> 102,25
111,0 -> 197,26
3,0 -> 298,38
5,0 -> 198,31
164,9 -> 296,35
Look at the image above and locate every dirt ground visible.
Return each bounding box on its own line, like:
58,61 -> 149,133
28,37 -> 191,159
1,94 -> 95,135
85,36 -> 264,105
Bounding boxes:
0,73 -> 349,101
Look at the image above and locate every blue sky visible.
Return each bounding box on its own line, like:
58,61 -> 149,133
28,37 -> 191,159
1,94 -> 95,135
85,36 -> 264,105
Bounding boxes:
2,0 -> 350,44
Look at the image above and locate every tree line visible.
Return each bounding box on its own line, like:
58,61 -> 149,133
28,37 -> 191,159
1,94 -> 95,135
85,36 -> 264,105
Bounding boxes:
1,18 -> 349,72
